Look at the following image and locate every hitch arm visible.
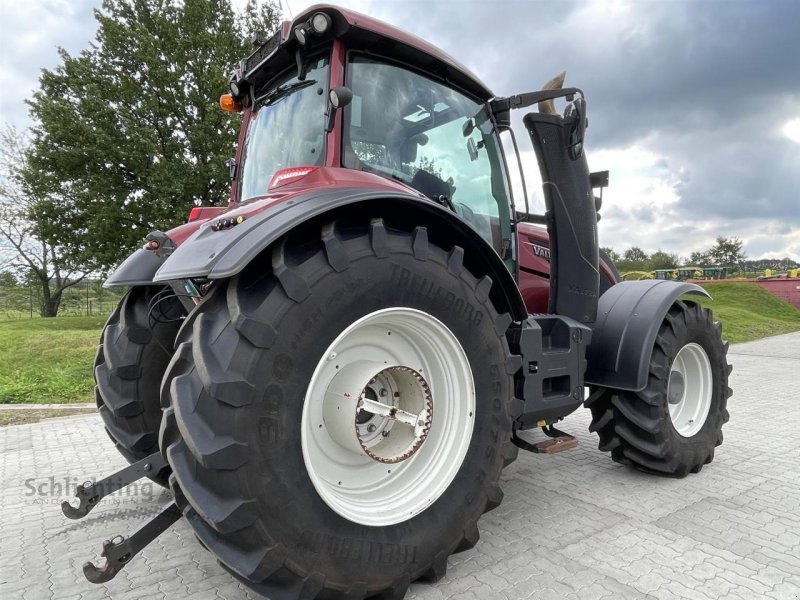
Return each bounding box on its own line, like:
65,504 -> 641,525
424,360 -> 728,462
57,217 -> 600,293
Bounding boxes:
61,451 -> 167,519
83,501 -> 182,584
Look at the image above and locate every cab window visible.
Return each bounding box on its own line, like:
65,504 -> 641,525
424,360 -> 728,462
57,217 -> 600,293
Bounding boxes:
343,56 -> 512,253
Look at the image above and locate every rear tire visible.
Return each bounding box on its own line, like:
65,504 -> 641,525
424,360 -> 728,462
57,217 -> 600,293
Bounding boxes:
95,286 -> 184,486
587,300 -> 731,476
159,219 -> 520,598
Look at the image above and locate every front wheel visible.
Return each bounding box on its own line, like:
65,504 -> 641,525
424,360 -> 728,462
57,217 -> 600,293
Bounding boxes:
587,300 -> 731,476
159,218 -> 520,598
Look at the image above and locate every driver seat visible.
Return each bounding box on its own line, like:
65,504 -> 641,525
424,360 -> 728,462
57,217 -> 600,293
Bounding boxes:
409,168 -> 450,200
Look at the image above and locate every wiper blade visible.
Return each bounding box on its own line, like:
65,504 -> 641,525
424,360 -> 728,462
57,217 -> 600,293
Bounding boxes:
255,79 -> 317,108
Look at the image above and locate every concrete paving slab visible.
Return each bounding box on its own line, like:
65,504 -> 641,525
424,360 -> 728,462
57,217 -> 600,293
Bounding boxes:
1,332 -> 799,600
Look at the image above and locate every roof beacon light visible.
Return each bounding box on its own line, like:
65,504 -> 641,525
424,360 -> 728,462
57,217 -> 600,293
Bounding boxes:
219,93 -> 242,112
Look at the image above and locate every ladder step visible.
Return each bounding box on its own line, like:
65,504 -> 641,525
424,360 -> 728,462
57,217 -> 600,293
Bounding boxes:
527,435 -> 578,454
512,425 -> 578,454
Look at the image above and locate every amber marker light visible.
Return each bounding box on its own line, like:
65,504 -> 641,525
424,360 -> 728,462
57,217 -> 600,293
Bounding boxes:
219,94 -> 242,112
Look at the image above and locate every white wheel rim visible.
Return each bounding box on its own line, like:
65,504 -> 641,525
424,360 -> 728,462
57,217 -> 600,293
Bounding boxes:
667,342 -> 713,437
301,307 -> 475,527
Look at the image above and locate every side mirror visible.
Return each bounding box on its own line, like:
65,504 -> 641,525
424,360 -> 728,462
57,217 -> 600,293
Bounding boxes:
564,98 -> 587,160
326,86 -> 353,132
329,86 -> 353,108
462,118 -> 475,137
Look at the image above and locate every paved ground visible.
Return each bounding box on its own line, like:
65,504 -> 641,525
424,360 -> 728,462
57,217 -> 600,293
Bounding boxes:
1,332 -> 799,600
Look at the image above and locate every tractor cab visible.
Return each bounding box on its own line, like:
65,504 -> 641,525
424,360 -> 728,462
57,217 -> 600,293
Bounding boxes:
225,6 -> 520,266
222,5 -> 611,317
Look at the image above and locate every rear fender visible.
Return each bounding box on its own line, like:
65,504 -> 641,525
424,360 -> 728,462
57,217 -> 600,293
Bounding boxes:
152,187 -> 527,320
104,249 -> 165,288
585,280 -> 710,391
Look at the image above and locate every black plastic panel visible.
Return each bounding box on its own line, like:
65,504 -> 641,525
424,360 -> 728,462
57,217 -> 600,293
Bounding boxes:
585,280 -> 710,391
508,314 -> 592,427
523,112 -> 600,323
104,249 -> 165,289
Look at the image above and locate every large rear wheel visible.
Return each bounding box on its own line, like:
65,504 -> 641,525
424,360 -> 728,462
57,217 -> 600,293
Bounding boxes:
160,218 -> 520,598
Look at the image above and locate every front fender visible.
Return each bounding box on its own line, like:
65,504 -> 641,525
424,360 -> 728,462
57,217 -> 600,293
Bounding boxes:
585,280 -> 710,391
152,186 -> 527,320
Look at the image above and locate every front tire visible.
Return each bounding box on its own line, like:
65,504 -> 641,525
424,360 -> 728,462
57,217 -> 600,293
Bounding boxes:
587,300 -> 731,476
159,219 -> 520,598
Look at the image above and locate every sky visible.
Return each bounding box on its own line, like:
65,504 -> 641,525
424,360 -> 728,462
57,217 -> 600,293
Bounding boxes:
1,0 -> 798,261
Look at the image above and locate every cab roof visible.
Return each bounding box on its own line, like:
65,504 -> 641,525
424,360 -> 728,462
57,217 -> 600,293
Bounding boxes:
288,4 -> 495,101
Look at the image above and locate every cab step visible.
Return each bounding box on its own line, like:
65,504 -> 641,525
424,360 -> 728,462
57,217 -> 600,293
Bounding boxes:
512,425 -> 578,454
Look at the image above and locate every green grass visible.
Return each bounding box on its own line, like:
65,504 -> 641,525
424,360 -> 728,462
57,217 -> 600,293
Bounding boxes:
0,282 -> 798,405
694,282 -> 800,344
0,316 -> 106,404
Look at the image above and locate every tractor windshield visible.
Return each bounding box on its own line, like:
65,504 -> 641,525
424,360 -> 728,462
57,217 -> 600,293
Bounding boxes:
343,56 -> 512,251
238,56 -> 329,202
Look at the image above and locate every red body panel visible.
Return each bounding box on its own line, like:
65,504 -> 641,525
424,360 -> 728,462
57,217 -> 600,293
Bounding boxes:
325,40 -> 347,169
517,222 -> 552,314
228,109 -> 252,205
517,221 -> 618,314
167,167 -> 424,245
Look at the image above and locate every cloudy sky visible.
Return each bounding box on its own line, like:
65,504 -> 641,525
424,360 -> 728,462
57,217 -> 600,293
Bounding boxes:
1,0 -> 798,260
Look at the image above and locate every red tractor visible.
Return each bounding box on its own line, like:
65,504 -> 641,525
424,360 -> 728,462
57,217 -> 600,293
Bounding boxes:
65,6 -> 731,598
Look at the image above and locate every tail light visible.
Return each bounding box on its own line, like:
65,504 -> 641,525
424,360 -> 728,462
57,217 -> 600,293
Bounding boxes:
268,166 -> 318,190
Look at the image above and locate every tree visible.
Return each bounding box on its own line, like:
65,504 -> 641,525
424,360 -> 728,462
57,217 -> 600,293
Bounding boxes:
708,236 -> 746,270
24,0 -> 280,271
623,246 -> 648,263
614,246 -> 649,273
0,127 -> 92,316
689,250 -> 711,267
599,246 -> 621,263
0,271 -> 18,287
648,250 -> 680,271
